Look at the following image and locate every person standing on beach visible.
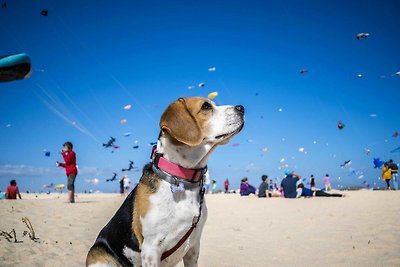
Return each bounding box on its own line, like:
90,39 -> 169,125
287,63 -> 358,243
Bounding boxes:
56,142 -> 77,203
258,175 -> 269,198
388,159 -> 398,190
310,174 -> 316,191
123,175 -> 131,196
324,174 -> 331,191
119,176 -> 125,196
5,180 -> 22,200
382,163 -> 392,190
224,179 -> 230,193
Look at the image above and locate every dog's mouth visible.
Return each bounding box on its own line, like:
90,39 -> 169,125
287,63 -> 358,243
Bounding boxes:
215,122 -> 244,139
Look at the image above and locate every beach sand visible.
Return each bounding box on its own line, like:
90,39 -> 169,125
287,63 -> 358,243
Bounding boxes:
0,191 -> 399,266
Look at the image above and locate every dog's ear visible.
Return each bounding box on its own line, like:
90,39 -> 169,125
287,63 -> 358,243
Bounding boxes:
160,98 -> 203,146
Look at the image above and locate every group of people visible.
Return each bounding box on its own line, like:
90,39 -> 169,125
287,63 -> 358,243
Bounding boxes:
238,170 -> 343,198
382,159 -> 398,190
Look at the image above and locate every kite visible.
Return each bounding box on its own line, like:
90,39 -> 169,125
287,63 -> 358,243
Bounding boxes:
124,132 -> 131,137
356,33 -> 369,40
44,151 -> 51,157
42,183 -> 53,189
364,148 -> 371,156
231,143 -> 240,147
373,158 -> 384,168
41,10 -> 48,16
208,67 -> 216,72
5,124 -> 11,128
106,173 -> 117,182
278,108 -> 283,112
148,142 -> 157,146
299,69 -> 308,74
357,74 -> 363,78
394,71 -> 400,76
122,160 -> 135,172
392,131 -> 399,138
313,141 -> 317,144
121,119 -> 127,124
279,158 -> 285,163
86,178 -> 99,185
390,147 -> 400,153
369,114 -> 377,118
198,83 -> 205,87
188,85 -> 195,90
208,92 -> 218,99
54,184 -> 65,190
340,160 -> 351,167
124,104 -> 132,110
260,147 -> 268,152
132,145 -> 139,149
298,147 -> 305,153
103,137 -> 116,148
0,53 -> 31,82
337,121 -> 345,130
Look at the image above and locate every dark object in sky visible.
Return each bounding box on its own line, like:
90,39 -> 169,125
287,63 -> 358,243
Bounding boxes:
122,160 -> 135,172
299,69 -> 308,74
44,151 -> 51,157
148,142 -> 157,146
391,147 -> 400,153
132,145 -> 139,149
103,136 -> 116,148
392,131 -> 399,138
1,2 -> 6,8
337,121 -> 345,130
340,160 -> 351,167
0,53 -> 31,82
106,173 -> 117,182
41,10 -> 48,16
373,158 -> 384,168
356,33 -> 369,40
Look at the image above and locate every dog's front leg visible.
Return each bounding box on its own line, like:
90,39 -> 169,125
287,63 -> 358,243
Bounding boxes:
182,242 -> 200,267
141,241 -> 161,267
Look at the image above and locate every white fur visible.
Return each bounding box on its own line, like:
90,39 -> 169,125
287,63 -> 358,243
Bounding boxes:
137,101 -> 243,267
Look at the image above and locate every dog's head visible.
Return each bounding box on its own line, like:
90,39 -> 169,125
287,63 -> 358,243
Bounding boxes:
160,97 -> 244,147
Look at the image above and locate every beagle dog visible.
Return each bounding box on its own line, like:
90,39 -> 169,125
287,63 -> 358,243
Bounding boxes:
86,97 -> 245,267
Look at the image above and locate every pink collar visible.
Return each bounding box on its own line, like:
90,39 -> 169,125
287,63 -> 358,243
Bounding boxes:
151,146 -> 207,183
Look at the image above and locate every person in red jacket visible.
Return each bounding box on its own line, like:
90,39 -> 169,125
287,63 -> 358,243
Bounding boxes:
57,141 -> 78,203
224,179 -> 230,193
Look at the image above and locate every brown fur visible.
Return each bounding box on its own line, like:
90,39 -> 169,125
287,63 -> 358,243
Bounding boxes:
160,97 -> 213,146
133,169 -> 161,246
86,246 -> 123,266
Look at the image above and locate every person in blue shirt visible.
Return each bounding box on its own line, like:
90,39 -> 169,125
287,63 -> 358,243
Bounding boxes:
280,170 -> 302,198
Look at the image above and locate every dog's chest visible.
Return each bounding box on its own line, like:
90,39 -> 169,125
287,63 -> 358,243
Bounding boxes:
140,180 -> 207,264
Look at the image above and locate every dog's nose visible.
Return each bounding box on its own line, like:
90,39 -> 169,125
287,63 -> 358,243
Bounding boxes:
235,105 -> 245,114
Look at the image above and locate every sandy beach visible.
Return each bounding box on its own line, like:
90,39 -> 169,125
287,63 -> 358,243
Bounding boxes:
1,191 -> 399,267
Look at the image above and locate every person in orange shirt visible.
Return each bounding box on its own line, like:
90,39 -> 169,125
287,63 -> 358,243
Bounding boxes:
6,179 -> 22,200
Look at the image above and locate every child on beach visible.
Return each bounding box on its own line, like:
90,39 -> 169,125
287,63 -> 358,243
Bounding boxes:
324,174 -> 331,191
6,180 -> 22,200
258,175 -> 269,198
56,142 -> 78,203
382,163 -> 392,190
310,174 -> 316,191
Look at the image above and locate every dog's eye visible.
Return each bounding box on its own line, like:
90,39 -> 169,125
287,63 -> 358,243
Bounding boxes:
201,102 -> 212,111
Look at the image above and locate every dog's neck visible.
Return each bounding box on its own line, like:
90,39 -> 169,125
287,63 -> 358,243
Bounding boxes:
157,135 -> 216,169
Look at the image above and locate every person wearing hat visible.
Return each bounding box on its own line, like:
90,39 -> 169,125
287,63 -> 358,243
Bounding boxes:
280,169 -> 302,198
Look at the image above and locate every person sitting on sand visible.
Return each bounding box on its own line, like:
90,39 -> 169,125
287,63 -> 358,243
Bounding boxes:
240,178 -> 256,196
258,175 -> 269,198
382,163 -> 392,190
297,183 -> 343,198
6,179 -> 22,200
324,174 -> 331,191
280,170 -> 301,199
56,141 -> 77,203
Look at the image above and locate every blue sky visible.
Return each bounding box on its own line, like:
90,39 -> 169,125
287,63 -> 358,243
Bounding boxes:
0,0 -> 399,193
